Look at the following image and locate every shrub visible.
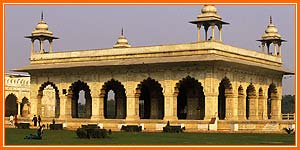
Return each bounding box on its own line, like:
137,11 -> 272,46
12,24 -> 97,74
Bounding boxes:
50,124 -> 63,130
121,125 -> 142,132
76,128 -> 111,139
76,128 -> 88,138
283,128 -> 295,135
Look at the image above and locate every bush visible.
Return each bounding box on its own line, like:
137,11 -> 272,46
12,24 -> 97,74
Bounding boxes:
283,128 -> 295,135
121,125 -> 142,132
50,124 -> 63,130
17,123 -> 30,129
76,128 -> 111,139
163,126 -> 184,133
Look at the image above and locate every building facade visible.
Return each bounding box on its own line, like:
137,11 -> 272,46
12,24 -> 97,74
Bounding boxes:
13,5 -> 293,131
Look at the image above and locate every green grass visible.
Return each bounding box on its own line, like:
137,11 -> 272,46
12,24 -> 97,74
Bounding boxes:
5,128 -> 295,145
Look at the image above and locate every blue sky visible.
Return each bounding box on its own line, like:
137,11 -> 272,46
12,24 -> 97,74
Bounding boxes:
5,4 -> 295,95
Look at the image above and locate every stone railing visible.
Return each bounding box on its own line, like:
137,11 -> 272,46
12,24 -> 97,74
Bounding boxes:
282,113 -> 295,120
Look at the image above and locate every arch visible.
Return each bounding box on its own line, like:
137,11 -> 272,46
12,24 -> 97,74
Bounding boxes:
38,81 -> 60,118
267,83 -> 278,119
5,93 -> 18,117
259,87 -> 263,96
20,97 -> 30,117
176,76 -> 205,120
238,85 -> 244,95
101,79 -> 127,119
137,77 -> 164,119
246,83 -> 256,119
69,80 -> 92,118
218,77 -> 233,120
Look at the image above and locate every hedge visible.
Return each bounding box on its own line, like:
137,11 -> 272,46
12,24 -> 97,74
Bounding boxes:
120,125 -> 142,132
50,124 -> 63,130
76,128 -> 111,139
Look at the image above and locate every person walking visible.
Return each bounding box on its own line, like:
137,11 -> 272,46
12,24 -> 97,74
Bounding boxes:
38,115 -> 42,127
13,115 -> 18,128
32,115 -> 38,127
9,114 -> 14,126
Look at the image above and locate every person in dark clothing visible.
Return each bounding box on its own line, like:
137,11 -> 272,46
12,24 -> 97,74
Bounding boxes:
24,124 -> 45,140
32,115 -> 37,127
38,115 -> 42,127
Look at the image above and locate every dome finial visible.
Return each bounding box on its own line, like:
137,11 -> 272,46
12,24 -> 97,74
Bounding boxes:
41,11 -> 44,20
270,16 -> 272,24
121,28 -> 124,36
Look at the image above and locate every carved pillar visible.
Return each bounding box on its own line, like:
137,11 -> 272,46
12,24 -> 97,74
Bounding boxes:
211,24 -> 215,40
258,95 -> 267,120
238,94 -> 246,120
219,26 -> 222,42
37,95 -> 42,116
49,40 -> 53,53
125,93 -> 140,121
261,42 -> 265,53
204,93 -> 218,120
59,94 -> 72,119
249,95 -> 258,120
204,25 -> 209,40
270,94 -> 281,120
163,92 -> 178,121
278,43 -> 281,56
91,93 -> 105,120
225,92 -> 238,120
197,24 -> 201,42
273,43 -> 277,56
17,102 -> 21,117
39,39 -> 44,53
31,39 -> 35,55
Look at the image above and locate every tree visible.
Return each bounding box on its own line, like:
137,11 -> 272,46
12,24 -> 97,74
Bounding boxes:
281,95 -> 295,114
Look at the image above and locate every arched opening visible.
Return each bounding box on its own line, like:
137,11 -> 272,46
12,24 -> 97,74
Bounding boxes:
176,76 -> 205,120
5,93 -> 18,117
138,77 -> 164,119
20,97 -> 30,117
69,80 -> 92,118
246,83 -> 256,120
102,79 -> 126,119
38,81 -> 60,118
268,83 -> 278,119
218,77 -> 232,120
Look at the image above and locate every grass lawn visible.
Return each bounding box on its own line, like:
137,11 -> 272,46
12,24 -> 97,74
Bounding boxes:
5,128 -> 295,145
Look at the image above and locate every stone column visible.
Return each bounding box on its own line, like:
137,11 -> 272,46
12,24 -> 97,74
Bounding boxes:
197,24 -> 201,42
59,94 -> 72,119
270,95 -> 281,120
125,93 -> 140,121
258,95 -> 267,120
274,43 -> 277,56
39,39 -> 44,53
261,42 -> 265,53
31,39 -> 35,55
17,102 -> 21,117
249,95 -> 258,120
211,24 -> 215,40
225,92 -> 238,120
238,94 -> 246,120
278,44 -> 281,56
204,93 -> 218,120
218,25 -> 222,42
91,94 -> 105,120
36,95 -> 42,116
163,92 -> 178,121
49,40 -> 53,53
204,25 -> 209,40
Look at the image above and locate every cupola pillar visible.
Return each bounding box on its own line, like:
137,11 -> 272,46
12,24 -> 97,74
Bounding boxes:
257,16 -> 286,57
25,12 -> 58,55
190,5 -> 229,42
